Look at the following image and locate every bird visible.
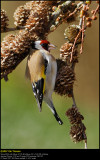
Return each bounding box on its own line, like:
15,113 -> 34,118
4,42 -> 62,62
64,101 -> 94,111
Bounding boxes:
25,40 -> 63,125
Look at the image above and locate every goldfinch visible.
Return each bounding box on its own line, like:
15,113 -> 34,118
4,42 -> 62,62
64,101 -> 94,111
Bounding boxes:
25,40 -> 63,125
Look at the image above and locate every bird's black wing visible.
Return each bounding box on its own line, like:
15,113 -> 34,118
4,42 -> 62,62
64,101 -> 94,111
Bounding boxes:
32,78 -> 44,112
32,59 -> 48,112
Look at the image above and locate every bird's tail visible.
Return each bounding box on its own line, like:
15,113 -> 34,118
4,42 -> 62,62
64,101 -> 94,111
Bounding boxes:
44,97 -> 63,125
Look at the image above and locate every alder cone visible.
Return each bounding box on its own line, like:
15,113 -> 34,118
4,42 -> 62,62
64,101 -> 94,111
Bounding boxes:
66,105 -> 84,125
60,42 -> 79,64
1,30 -> 32,79
66,105 -> 87,143
13,1 -> 56,27
25,2 -> 52,39
64,25 -> 81,43
70,123 -> 87,142
13,6 -> 30,27
55,59 -> 75,97
25,1 -> 58,10
1,9 -> 9,32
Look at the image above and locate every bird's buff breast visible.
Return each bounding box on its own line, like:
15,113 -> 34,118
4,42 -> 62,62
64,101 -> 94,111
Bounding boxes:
45,60 -> 57,94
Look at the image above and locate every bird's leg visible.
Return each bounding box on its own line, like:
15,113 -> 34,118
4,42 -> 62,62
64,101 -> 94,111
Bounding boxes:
44,97 -> 63,125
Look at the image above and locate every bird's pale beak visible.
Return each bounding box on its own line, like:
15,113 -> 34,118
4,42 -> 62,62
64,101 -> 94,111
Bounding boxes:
48,44 -> 56,51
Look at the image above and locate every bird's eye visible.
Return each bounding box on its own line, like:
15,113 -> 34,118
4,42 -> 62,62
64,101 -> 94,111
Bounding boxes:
41,43 -> 48,51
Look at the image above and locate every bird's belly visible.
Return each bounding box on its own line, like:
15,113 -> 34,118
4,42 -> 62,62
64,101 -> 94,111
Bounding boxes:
45,61 -> 57,95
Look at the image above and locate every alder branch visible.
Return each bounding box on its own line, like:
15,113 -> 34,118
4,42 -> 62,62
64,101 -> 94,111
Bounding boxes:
50,1 -> 73,25
1,1 -> 79,80
1,26 -> 25,33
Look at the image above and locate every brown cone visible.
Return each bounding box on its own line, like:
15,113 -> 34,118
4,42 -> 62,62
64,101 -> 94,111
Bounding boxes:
13,6 -> 30,27
1,9 -> 9,32
64,25 -> 81,43
70,123 -> 87,142
60,42 -> 79,65
66,105 -> 84,124
54,59 -> 75,97
66,105 -> 87,143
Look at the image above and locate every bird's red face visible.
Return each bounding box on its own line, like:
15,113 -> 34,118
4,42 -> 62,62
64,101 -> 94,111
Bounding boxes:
40,40 -> 56,52
40,40 -> 50,45
32,40 -> 56,52
40,40 -> 50,51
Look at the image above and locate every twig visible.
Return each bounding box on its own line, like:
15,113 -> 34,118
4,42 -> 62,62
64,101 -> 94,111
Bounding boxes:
80,16 -> 85,54
70,29 -> 82,62
71,90 -> 77,108
93,4 -> 99,15
50,1 -> 84,32
50,1 -> 73,29
52,1 -> 72,21
1,26 -> 25,33
85,139 -> 87,149
68,2 -> 83,19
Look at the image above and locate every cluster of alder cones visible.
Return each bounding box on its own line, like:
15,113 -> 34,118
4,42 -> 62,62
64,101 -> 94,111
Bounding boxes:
1,1 -> 76,98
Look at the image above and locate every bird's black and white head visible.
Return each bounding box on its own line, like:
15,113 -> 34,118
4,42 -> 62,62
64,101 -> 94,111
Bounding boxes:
31,40 -> 56,52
